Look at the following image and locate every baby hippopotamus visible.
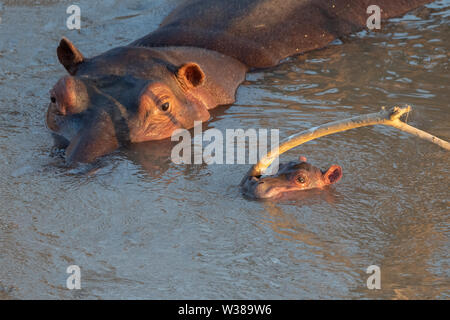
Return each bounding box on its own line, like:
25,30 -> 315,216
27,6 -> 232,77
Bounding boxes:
241,157 -> 343,199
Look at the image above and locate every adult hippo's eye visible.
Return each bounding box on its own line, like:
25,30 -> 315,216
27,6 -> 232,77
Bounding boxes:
160,102 -> 170,112
51,96 -> 56,104
296,176 -> 306,184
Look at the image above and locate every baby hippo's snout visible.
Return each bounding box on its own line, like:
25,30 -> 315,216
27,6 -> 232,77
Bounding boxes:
241,156 -> 343,199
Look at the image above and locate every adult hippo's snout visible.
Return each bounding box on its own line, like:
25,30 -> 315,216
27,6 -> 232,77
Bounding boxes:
46,76 -> 89,148
49,76 -> 89,116
241,157 -> 343,199
45,74 -> 126,165
46,104 -> 122,166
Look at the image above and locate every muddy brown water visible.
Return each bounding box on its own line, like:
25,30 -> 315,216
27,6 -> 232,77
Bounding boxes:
0,0 -> 449,299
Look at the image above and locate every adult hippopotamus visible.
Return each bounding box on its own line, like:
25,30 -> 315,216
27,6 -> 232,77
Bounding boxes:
46,0 -> 433,165
241,156 -> 343,199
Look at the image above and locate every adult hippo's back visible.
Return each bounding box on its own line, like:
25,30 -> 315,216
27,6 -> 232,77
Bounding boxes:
132,0 -> 431,68
47,0 -> 433,165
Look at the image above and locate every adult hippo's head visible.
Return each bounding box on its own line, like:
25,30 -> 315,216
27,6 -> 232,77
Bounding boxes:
241,156 -> 343,200
46,38 -> 246,165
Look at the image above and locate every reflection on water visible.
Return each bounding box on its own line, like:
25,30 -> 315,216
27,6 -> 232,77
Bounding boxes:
0,0 -> 449,299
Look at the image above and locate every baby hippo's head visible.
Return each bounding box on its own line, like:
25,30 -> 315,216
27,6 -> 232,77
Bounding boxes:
242,156 -> 342,199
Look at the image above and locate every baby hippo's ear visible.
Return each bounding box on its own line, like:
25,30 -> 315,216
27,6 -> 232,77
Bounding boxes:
176,62 -> 205,89
323,165 -> 343,185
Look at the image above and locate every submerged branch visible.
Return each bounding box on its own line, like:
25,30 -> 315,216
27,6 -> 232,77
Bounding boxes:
248,106 -> 450,177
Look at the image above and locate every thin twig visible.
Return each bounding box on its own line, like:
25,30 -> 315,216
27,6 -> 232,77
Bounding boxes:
247,106 -> 450,178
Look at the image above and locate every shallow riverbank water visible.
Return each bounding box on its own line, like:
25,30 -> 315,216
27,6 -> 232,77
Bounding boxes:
0,0 -> 449,299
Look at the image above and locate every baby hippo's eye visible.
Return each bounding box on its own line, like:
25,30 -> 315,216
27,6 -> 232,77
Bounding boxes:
160,102 -> 170,112
51,96 -> 56,104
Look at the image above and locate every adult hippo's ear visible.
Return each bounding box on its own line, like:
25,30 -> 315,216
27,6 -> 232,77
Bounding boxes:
150,47 -> 247,110
57,37 -> 85,75
176,63 -> 205,89
323,165 -> 343,185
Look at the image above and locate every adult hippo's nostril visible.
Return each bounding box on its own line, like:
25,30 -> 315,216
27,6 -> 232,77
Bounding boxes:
51,75 -> 89,116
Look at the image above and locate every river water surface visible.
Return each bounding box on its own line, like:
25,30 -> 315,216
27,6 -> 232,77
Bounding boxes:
0,0 -> 449,299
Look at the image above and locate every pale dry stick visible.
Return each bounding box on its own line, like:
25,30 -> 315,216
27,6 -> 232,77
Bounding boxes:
247,105 -> 450,178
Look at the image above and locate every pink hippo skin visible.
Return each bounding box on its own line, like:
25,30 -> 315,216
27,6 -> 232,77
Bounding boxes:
241,157 -> 343,199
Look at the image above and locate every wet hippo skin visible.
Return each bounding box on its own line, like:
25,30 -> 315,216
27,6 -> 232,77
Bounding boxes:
47,0 -> 434,165
241,156 -> 343,199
